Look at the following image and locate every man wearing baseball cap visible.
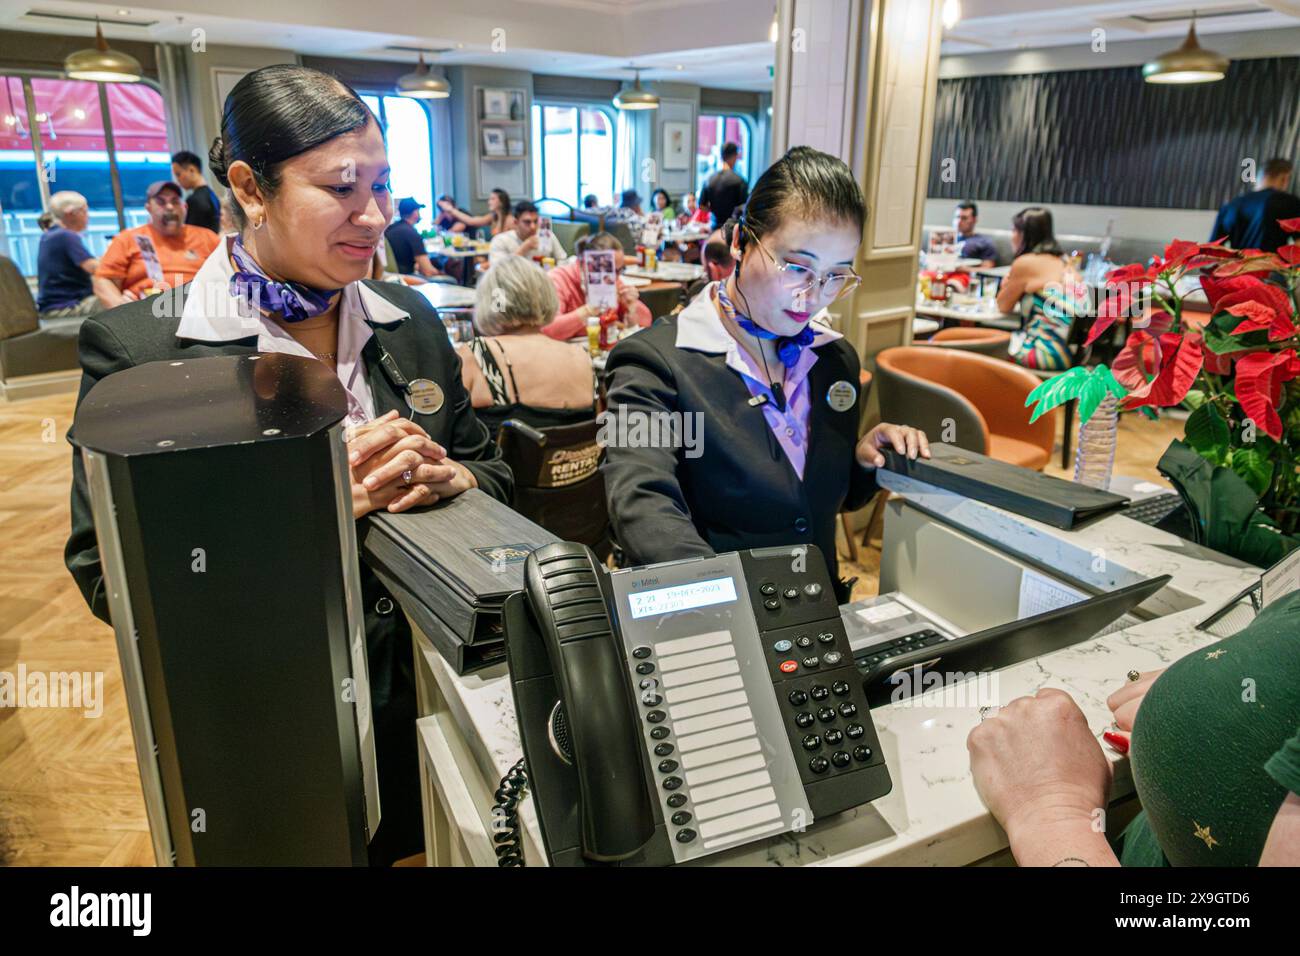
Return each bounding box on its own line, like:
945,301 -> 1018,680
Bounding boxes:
94,180 -> 220,309
383,197 -> 443,279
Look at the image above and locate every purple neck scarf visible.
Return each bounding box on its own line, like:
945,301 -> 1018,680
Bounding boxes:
715,282 -> 814,369
229,235 -> 341,323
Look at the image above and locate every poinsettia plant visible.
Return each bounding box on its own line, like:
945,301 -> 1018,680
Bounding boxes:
1026,217 -> 1300,567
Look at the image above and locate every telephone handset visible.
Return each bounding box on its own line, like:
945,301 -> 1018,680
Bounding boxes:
502,541 -> 892,866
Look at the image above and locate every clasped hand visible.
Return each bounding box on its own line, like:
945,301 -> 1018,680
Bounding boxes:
346,410 -> 476,517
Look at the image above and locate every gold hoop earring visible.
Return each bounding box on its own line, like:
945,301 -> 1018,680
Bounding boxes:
254,216 -> 266,230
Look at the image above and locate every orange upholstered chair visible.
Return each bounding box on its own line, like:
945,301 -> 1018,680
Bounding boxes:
875,346 -> 1057,471
922,327 -> 1013,358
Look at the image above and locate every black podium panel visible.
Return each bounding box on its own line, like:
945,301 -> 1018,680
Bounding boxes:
73,354 -> 378,865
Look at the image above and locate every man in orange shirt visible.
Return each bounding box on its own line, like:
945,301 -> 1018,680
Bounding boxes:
93,180 -> 220,309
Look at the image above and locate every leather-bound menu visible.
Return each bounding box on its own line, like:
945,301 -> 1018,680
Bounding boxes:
361,489 -> 558,673
883,443 -> 1130,530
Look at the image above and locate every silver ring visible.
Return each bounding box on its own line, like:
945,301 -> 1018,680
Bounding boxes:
401,469 -> 414,484
978,706 -> 993,721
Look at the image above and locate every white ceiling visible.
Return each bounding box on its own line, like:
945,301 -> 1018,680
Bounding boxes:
0,0 -> 778,90
941,0 -> 1300,54
3,0 -> 1297,90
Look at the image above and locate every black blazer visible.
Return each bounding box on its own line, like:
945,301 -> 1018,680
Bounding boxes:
601,314 -> 876,598
63,280 -> 513,861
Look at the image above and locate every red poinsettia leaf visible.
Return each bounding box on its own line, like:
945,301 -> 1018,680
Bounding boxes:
1226,300 -> 1278,334
1212,254 -> 1286,277
1279,244 -> 1300,266
1216,279 -> 1294,320
1279,218 -> 1300,234
1122,333 -> 1204,410
1135,309 -> 1174,336
1203,350 -> 1232,375
1234,350 -> 1300,440
1160,239 -> 1201,272
1200,273 -> 1258,311
1104,263 -> 1153,287
1111,330 -> 1157,394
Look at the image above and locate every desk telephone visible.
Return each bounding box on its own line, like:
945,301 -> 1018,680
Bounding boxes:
500,542 -> 892,866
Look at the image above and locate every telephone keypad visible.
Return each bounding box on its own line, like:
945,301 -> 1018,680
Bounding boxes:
666,793 -> 686,808
676,829 -> 697,844
662,776 -> 682,790
658,759 -> 678,773
783,588 -> 799,600
774,639 -> 793,653
650,726 -> 669,740
763,614 -> 887,788
632,646 -> 652,659
635,662 -> 655,675
654,743 -> 674,756
646,710 -> 666,723
642,692 -> 663,707
671,811 -> 692,826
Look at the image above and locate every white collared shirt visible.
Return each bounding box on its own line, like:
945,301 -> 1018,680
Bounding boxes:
177,237 -> 409,426
487,229 -> 567,267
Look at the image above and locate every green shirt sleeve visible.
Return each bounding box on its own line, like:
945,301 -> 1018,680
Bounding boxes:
1265,725 -> 1300,797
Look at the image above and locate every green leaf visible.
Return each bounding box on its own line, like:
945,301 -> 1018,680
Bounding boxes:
1184,402 -> 1230,464
1229,446 -> 1275,497
1183,389 -> 1207,410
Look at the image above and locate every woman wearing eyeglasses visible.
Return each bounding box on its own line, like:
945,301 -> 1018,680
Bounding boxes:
602,146 -> 928,599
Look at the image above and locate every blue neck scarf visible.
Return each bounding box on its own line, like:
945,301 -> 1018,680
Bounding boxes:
229,235 -> 342,323
715,282 -> 814,369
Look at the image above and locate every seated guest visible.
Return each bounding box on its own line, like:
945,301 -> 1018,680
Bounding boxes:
93,181 -> 220,308
384,197 -> 443,279
967,591 -> 1300,866
996,207 -> 1088,371
1211,157 -> 1300,253
954,200 -> 997,268
619,189 -> 644,218
583,194 -> 600,210
682,238 -> 736,301
488,200 -> 567,266
437,188 -> 514,237
171,150 -> 223,234
458,256 -> 596,432
36,190 -> 101,318
37,211 -> 55,231
679,191 -> 711,227
650,188 -> 675,220
433,194 -> 466,232
542,232 -> 652,341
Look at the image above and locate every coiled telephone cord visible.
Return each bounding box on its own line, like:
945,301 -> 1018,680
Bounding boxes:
492,759 -> 528,866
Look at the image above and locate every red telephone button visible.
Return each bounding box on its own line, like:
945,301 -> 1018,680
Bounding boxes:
779,660 -> 798,674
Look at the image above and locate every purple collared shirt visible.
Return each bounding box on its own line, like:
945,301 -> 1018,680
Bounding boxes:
674,283 -> 842,480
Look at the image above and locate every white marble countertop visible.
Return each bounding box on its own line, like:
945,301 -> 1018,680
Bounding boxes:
423,476 -> 1259,865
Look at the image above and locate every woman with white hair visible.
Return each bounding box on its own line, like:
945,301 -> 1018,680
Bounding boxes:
457,256 -> 596,433
36,191 -> 101,317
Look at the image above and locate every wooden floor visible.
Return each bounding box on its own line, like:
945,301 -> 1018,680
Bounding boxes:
0,387 -> 1182,866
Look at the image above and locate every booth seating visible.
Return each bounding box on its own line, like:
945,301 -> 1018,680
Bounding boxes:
547,219 -> 590,253
496,417 -> 612,561
921,326 -> 1012,358
876,346 -> 1057,471
0,255 -> 82,400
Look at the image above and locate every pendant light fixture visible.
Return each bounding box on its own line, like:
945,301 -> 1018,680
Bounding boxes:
64,20 -> 142,83
1142,16 -> 1229,85
397,51 -> 451,99
613,68 -> 659,111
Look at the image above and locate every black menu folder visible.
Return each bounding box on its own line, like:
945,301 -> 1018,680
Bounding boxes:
882,443 -> 1130,530
360,488 -> 558,674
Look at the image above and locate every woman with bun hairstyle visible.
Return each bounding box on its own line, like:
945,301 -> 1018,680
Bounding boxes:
64,64 -> 512,865
602,146 -> 928,600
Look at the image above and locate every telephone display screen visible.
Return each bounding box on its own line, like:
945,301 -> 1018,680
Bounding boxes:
626,577 -> 737,620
